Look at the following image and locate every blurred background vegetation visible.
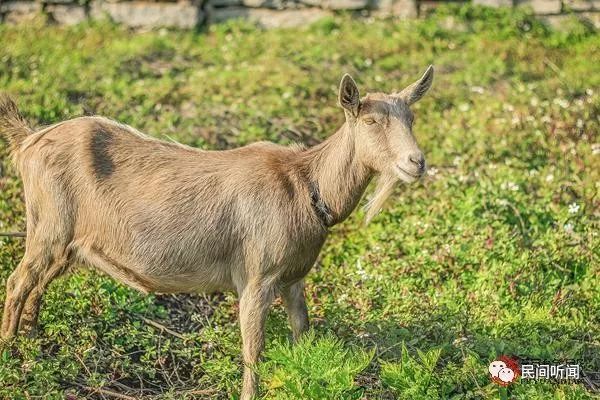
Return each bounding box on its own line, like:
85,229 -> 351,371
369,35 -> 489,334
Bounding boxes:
0,6 -> 599,399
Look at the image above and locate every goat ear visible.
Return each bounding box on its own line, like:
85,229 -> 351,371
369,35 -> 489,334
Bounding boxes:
397,65 -> 434,105
338,74 -> 360,118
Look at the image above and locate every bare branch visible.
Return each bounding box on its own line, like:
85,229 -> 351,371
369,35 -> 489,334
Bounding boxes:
0,231 -> 26,238
139,316 -> 186,340
70,382 -> 137,400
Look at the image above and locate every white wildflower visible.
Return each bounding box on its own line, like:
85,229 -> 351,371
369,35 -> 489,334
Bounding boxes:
568,203 -> 580,214
470,86 -> 485,94
586,88 -> 594,96
356,259 -> 369,280
545,174 -> 554,182
364,58 -> 373,67
453,156 -> 462,166
427,167 -> 439,177
563,223 -> 574,234
459,103 -> 470,112
576,119 -> 584,129
529,169 -> 539,176
553,98 -> 569,108
530,97 -> 539,107
501,182 -> 519,191
592,143 -> 600,155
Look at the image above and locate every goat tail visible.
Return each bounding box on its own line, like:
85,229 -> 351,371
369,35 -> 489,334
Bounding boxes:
0,95 -> 32,153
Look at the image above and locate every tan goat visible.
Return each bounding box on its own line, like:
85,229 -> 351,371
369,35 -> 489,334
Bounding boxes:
0,67 -> 433,399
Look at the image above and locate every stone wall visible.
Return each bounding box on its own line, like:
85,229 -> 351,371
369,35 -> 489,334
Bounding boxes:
0,0 -> 420,28
475,0 -> 600,27
0,0 -> 599,28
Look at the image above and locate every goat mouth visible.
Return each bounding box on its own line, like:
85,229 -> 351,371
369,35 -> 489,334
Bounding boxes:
395,165 -> 422,180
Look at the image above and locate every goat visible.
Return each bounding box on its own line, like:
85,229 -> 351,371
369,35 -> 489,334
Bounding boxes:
0,66 -> 433,399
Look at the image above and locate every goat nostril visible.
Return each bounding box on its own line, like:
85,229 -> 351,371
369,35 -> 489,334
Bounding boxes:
409,153 -> 425,170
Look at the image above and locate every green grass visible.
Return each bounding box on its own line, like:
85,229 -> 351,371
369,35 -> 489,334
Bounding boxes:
0,5 -> 599,399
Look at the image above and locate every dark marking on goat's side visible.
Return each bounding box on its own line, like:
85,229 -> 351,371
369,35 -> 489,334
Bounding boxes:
90,128 -> 115,180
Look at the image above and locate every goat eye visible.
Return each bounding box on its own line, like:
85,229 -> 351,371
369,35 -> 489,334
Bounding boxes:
364,118 -> 377,125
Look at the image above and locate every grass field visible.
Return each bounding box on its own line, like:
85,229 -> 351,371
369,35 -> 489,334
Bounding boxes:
0,6 -> 599,399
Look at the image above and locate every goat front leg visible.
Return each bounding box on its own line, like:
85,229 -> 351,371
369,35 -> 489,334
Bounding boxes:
281,280 -> 309,342
238,280 -> 274,400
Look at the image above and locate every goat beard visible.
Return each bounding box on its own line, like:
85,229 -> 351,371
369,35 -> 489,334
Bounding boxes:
364,172 -> 399,224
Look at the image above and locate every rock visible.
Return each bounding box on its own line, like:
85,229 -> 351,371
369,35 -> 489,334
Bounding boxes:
325,0 -> 369,9
472,0 -> 513,6
580,11 -> 600,27
545,11 -> 600,27
371,0 -> 417,16
298,0 -> 319,5
391,0 -> 418,16
1,1 -> 42,24
541,14 -> 569,27
209,7 -> 331,28
300,0 -> 369,9
562,0 -> 599,10
91,1 -> 204,28
47,4 -> 87,25
515,0 -> 561,14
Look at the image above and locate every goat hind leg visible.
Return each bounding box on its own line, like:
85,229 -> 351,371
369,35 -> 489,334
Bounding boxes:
18,258 -> 71,336
281,280 -> 309,342
1,256 -> 44,339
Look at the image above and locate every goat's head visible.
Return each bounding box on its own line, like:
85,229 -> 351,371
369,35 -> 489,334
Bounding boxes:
337,66 -> 434,222
338,65 -> 433,182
